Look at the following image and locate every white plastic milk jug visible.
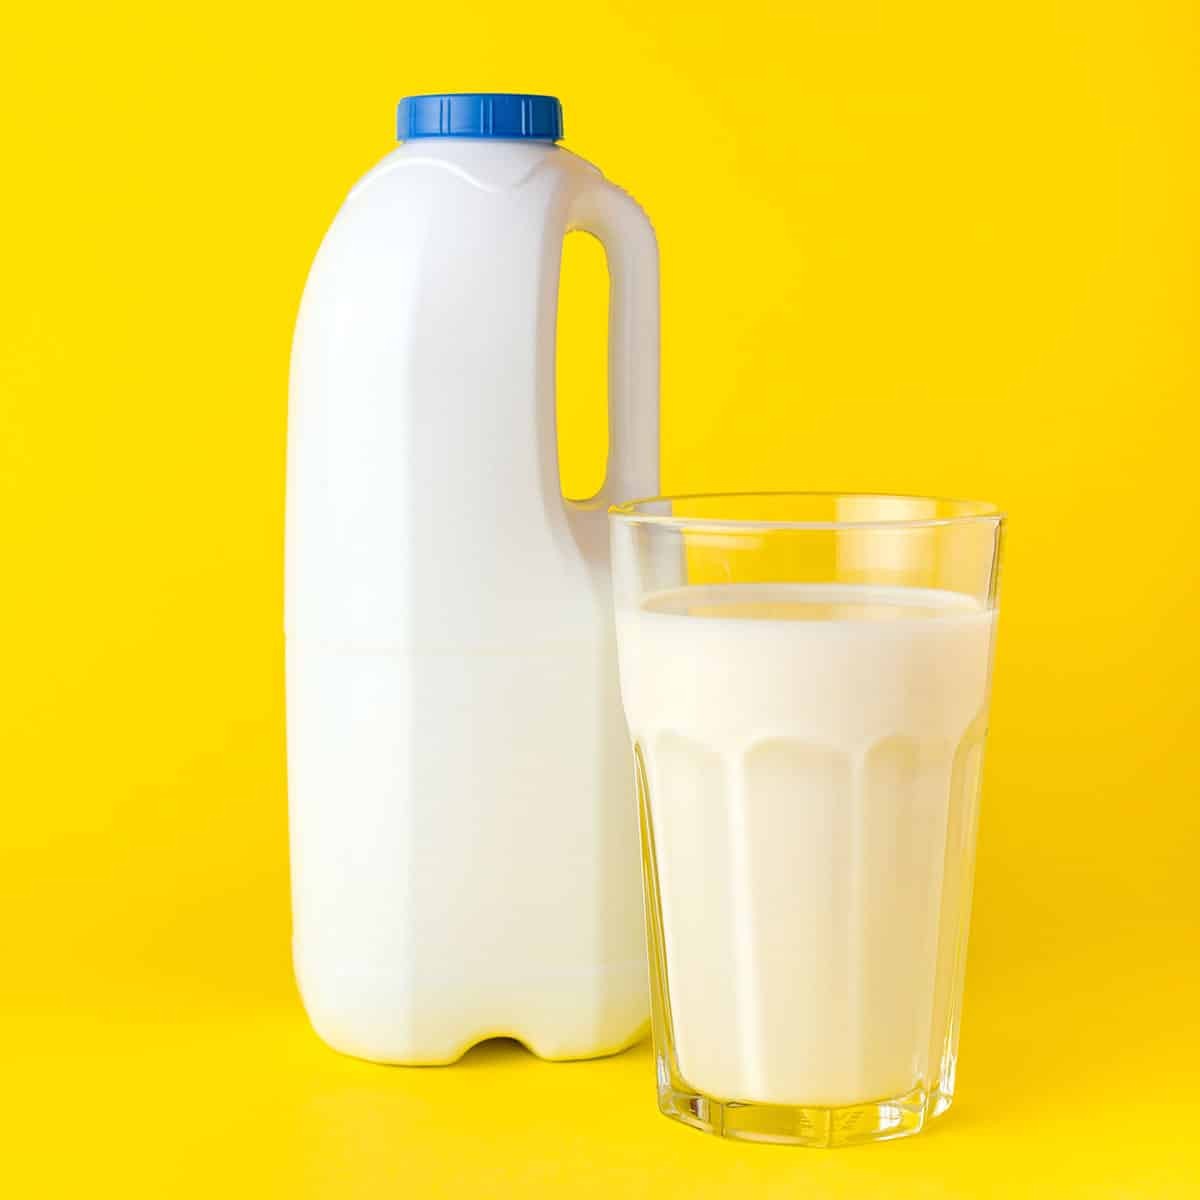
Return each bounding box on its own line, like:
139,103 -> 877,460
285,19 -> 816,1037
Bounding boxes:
286,93 -> 659,1063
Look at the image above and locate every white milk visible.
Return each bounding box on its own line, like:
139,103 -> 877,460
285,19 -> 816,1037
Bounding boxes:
616,583 -> 996,1107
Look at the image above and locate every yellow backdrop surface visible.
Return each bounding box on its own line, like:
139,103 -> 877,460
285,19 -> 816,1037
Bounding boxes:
2,2 -> 1198,1195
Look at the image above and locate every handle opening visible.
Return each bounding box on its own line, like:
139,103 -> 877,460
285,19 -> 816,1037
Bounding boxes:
555,230 -> 611,503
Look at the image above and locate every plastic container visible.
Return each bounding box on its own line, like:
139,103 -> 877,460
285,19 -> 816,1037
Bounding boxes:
286,93 -> 659,1062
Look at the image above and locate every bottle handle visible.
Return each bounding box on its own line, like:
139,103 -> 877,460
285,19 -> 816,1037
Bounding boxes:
566,178 -> 660,508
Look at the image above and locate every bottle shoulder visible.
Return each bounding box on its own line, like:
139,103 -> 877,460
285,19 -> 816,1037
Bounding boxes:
345,142 -> 602,201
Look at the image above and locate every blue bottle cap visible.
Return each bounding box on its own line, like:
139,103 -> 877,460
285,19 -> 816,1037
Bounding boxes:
397,93 -> 563,142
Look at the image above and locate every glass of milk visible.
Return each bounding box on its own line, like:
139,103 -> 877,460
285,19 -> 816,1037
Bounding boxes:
610,493 -> 1004,1146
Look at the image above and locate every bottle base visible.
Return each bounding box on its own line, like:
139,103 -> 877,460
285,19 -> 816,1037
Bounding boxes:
294,952 -> 650,1066
310,1018 -> 651,1068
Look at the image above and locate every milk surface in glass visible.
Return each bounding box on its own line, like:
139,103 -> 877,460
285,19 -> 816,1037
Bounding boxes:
617,582 -> 996,1108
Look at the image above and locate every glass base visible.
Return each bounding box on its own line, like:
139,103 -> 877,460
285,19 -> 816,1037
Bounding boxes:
658,1073 -> 954,1147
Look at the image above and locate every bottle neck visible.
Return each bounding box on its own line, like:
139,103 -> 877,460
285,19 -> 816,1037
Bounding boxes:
401,137 -> 559,148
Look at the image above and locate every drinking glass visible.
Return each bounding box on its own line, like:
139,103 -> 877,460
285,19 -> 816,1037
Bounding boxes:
609,493 -> 1004,1146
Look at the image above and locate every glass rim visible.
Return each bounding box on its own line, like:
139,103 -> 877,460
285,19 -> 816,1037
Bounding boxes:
608,491 -> 1006,532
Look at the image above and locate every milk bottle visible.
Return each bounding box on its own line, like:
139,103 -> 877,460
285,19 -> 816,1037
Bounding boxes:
287,93 -> 658,1062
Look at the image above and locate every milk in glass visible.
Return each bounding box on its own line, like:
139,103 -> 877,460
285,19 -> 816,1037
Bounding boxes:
616,583 -> 996,1107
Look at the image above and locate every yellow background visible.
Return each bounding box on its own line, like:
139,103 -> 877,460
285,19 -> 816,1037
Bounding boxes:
3,1 -> 1198,1195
